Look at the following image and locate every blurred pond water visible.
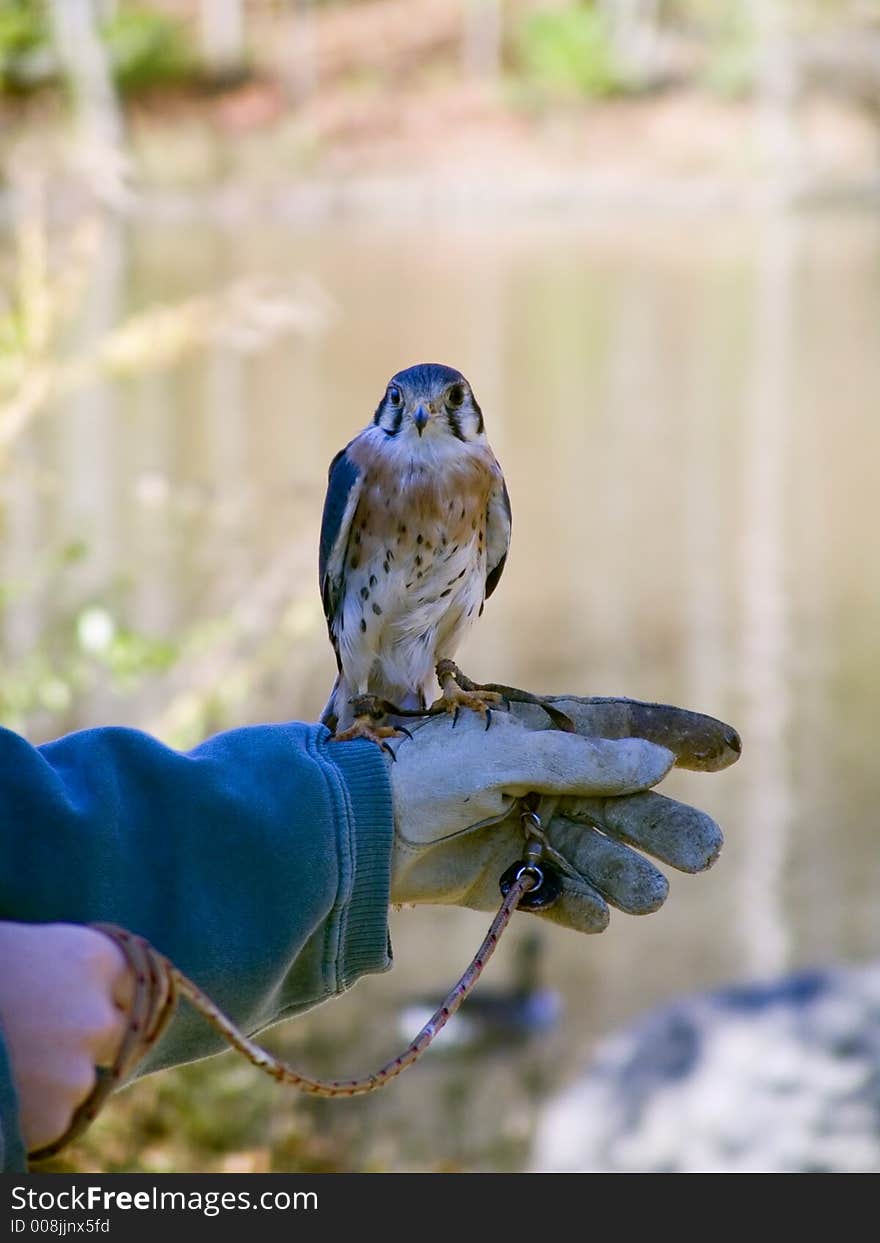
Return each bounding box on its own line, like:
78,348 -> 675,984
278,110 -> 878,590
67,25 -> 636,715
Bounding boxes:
2,205 -> 879,1171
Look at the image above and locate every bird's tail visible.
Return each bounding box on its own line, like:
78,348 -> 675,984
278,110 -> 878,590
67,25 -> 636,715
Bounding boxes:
320,675 -> 341,732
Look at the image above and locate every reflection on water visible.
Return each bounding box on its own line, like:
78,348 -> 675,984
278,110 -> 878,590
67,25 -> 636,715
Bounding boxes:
2,206 -> 880,1171
739,215 -> 796,980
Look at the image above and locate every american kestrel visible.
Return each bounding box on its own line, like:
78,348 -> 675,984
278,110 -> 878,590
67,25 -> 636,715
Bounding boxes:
319,363 -> 512,745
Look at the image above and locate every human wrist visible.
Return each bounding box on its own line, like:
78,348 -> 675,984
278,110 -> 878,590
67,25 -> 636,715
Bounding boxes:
318,734 -> 395,984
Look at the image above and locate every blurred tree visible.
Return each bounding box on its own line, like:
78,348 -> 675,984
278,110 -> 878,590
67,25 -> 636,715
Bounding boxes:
749,0 -> 800,188
48,0 -> 124,164
197,0 -> 248,85
282,0 -> 317,103
599,0 -> 661,83
463,0 -> 502,79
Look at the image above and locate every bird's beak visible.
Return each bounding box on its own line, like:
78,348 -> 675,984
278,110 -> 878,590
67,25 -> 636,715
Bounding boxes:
413,405 -> 430,436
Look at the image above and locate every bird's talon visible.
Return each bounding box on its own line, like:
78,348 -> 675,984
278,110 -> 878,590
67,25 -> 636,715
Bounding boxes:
396,724 -> 414,742
381,742 -> 397,762
332,697 -> 407,751
430,661 -> 505,724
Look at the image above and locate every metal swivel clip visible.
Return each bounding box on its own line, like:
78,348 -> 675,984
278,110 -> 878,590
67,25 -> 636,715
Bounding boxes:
498,795 -> 562,912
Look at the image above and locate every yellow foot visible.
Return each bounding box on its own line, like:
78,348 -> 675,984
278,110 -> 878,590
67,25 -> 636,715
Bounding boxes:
429,660 -> 504,729
331,695 -> 410,758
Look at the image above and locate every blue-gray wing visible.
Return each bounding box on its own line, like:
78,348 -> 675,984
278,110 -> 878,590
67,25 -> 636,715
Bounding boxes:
319,445 -> 363,663
484,475 -> 512,600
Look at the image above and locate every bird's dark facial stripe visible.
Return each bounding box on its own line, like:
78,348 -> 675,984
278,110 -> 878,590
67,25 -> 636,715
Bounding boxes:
373,395 -> 404,434
375,404 -> 403,436
472,398 -> 484,435
446,409 -> 467,442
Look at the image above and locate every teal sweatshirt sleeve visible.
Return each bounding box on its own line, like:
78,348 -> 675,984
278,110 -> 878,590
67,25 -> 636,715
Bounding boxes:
0,1014 -> 26,1173
0,721 -> 394,1171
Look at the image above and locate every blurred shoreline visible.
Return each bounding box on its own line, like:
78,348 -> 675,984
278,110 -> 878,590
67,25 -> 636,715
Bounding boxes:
4,0 -> 880,221
4,81 -> 880,220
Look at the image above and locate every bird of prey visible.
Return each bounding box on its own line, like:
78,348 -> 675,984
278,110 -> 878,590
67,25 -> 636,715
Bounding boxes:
319,363 -> 511,746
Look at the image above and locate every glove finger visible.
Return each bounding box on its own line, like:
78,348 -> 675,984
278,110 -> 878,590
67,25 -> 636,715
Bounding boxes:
558,791 -> 723,874
388,714 -> 674,844
548,815 -> 669,914
491,718 -> 675,796
534,873 -> 610,934
507,697 -> 741,773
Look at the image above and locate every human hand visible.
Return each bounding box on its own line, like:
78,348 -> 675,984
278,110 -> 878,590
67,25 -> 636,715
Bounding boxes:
388,696 -> 740,932
0,921 -> 133,1154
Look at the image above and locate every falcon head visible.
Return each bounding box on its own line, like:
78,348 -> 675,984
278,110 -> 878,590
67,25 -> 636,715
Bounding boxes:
373,363 -> 485,445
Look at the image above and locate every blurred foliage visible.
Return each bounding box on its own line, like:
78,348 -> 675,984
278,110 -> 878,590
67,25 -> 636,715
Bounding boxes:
698,4 -> 758,98
50,1051 -> 353,1174
0,0 -> 194,96
0,160 -> 319,455
100,5 -> 195,94
0,0 -> 49,92
0,150 -> 324,742
514,3 -> 630,101
0,552 -> 187,734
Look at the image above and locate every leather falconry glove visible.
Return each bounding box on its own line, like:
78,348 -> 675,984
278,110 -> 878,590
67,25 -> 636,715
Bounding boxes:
388,696 -> 741,933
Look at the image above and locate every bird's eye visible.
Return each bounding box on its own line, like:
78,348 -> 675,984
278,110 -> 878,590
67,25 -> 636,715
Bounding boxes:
446,384 -> 465,409
388,386 -> 402,406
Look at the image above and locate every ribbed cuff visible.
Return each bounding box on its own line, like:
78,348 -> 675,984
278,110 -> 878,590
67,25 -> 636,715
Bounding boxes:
317,731 -> 394,989
0,1016 -> 27,1172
